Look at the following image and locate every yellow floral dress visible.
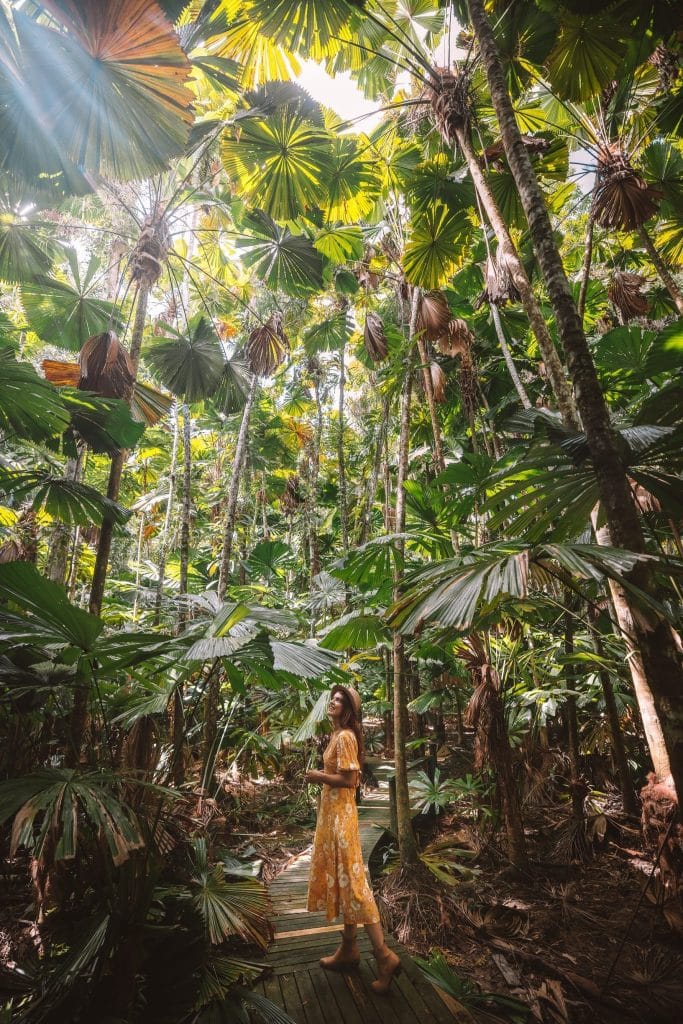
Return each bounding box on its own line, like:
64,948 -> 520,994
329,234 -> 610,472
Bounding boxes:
307,729 -> 380,924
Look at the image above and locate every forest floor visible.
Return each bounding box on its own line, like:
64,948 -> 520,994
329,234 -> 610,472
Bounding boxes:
3,746 -> 681,1024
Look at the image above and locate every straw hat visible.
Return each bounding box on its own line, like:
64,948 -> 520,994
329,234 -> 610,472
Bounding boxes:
331,684 -> 362,719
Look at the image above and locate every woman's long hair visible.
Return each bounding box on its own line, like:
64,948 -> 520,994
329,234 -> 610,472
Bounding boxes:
330,685 -> 364,771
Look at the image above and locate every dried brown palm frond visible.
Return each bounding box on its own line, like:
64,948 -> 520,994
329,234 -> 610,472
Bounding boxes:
79,331 -> 135,399
281,474 -> 303,514
624,948 -> 683,1012
42,359 -> 80,386
357,263 -> 380,290
425,66 -> 473,145
429,361 -> 447,403
608,271 -> 649,320
246,311 -> 289,377
131,213 -> 171,287
594,144 -> 662,230
364,311 -> 388,363
648,45 -> 681,90
461,901 -> 530,938
475,252 -> 521,307
436,317 -> 474,357
418,290 -> 451,341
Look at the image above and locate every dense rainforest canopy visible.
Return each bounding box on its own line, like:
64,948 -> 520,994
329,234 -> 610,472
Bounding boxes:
0,1 -> 682,1021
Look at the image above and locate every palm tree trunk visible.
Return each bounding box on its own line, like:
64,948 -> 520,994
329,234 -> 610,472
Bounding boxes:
490,304 -> 532,409
416,334 -> 446,472
577,208 -> 596,325
564,610 -> 585,821
177,404 -> 192,630
309,371 -> 323,581
154,401 -> 180,625
337,341 -> 349,555
359,394 -> 389,545
89,282 -> 150,616
217,373 -> 258,600
392,290 -> 420,867
132,512 -> 145,621
588,614 -> 638,816
638,225 -> 683,315
468,0 -> 683,804
454,124 -> 579,429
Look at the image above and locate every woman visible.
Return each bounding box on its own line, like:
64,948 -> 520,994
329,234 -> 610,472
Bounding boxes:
304,684 -> 401,994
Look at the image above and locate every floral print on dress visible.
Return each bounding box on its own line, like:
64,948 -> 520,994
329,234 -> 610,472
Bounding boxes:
307,729 -> 380,924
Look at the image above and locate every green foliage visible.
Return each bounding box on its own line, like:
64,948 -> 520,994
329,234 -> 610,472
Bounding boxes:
0,346 -> 70,441
416,950 -> 529,1020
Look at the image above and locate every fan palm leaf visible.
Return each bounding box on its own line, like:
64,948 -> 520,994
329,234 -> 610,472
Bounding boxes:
221,108 -> 332,222
235,210 -> 324,296
0,469 -> 130,530
0,347 -> 71,442
147,315 -> 225,402
403,202 -> 468,288
22,251 -> 124,351
10,0 -> 194,182
0,769 -> 145,867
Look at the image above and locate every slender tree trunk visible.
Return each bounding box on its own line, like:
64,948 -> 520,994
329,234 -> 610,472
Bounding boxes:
588,613 -> 638,816
132,512 -> 145,621
392,291 -> 420,866
416,335 -> 446,473
309,371 -> 323,581
469,0 -> 683,804
218,373 -> 258,599
154,401 -> 180,625
454,125 -> 579,429
359,394 -> 389,545
638,225 -> 683,315
89,283 -> 150,616
564,609 -> 586,821
577,208 -> 596,325
177,404 -> 192,630
490,304 -> 532,409
337,340 -> 349,555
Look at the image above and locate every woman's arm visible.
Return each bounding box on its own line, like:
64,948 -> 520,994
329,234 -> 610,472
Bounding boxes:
304,768 -> 356,789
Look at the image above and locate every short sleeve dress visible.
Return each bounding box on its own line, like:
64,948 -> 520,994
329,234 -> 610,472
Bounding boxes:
307,729 -> 380,924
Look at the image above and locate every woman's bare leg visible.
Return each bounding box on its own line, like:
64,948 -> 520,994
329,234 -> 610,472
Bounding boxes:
363,921 -> 401,994
319,921 -> 360,971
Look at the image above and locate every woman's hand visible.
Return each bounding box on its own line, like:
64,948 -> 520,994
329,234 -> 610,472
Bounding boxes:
304,769 -> 322,784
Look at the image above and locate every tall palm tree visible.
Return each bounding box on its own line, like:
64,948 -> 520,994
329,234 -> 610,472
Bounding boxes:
466,0 -> 683,802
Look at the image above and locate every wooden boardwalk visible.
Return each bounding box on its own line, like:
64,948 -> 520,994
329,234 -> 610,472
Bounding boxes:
253,762 -> 457,1023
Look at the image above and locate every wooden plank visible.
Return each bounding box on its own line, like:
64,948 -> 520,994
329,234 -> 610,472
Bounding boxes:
295,970 -> 326,1024
358,959 -> 419,1024
279,969 -> 307,1023
275,924 -> 340,940
319,965 -> 366,1024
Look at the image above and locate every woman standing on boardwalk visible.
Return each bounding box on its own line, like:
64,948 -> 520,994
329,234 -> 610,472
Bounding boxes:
305,684 -> 402,994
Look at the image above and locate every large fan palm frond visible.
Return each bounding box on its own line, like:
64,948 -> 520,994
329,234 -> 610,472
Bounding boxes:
0,346 -> 70,441
22,251 -> 124,351
403,202 -> 468,289
0,469 -> 130,530
7,0 -> 194,183
147,315 -> 226,402
221,108 -> 332,221
235,210 -> 324,296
